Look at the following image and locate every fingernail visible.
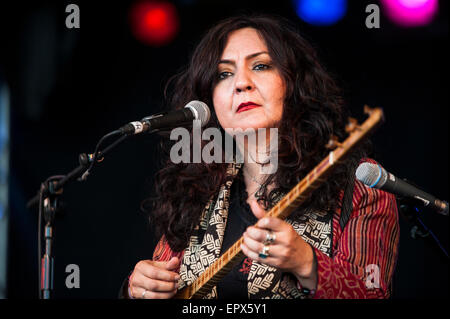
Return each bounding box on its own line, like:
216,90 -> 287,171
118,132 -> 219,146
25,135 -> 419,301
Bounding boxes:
175,275 -> 180,281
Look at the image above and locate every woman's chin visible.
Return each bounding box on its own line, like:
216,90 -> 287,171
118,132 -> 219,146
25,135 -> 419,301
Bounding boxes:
225,118 -> 277,131
225,124 -> 267,132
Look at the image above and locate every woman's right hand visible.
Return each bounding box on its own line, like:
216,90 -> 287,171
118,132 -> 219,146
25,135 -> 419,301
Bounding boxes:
128,256 -> 181,299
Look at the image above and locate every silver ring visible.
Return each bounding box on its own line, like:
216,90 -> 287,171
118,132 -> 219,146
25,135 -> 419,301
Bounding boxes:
258,245 -> 270,259
141,289 -> 147,298
264,231 -> 276,245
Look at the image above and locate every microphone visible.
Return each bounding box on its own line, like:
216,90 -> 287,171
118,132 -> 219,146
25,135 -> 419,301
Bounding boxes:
356,162 -> 448,216
120,100 -> 210,135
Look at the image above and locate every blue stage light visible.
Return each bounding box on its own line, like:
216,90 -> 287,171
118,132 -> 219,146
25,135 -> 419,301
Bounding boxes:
294,0 -> 348,26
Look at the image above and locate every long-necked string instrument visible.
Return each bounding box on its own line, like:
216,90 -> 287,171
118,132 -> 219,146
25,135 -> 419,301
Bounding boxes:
174,105 -> 384,299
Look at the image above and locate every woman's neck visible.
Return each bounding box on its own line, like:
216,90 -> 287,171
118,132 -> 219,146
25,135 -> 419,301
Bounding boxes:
233,129 -> 278,199
235,129 -> 273,167
240,147 -> 273,200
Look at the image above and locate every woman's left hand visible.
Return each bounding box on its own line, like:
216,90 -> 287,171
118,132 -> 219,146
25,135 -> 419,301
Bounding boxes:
241,200 -> 317,281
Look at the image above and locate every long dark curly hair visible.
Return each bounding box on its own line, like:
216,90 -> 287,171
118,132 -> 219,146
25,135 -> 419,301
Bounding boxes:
144,14 -> 371,252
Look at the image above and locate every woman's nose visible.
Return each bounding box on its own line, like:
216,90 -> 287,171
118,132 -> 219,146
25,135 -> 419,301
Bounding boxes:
235,70 -> 254,93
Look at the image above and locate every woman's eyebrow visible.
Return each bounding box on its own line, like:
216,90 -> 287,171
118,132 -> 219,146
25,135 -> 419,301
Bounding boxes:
218,51 -> 269,65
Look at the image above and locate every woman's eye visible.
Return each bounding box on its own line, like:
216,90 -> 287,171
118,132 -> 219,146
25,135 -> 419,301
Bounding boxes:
218,71 -> 232,80
254,64 -> 271,71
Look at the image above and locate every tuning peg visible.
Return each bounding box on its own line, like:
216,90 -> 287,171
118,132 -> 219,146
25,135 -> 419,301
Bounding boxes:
363,105 -> 374,115
345,117 -> 359,133
325,135 -> 343,150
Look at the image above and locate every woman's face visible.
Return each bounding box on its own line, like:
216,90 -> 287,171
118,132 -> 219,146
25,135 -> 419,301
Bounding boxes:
212,28 -> 286,133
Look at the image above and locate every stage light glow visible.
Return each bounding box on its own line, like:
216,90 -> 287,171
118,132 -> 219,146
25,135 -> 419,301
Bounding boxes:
129,1 -> 179,46
381,0 -> 438,27
294,0 -> 347,26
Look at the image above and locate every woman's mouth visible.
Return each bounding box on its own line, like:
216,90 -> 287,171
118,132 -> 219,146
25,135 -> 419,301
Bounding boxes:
236,102 -> 261,113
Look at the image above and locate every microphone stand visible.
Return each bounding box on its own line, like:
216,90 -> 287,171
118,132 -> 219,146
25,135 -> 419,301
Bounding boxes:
27,131 -> 128,299
397,196 -> 449,262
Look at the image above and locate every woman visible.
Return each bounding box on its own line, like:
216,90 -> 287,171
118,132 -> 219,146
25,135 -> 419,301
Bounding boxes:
123,14 -> 399,299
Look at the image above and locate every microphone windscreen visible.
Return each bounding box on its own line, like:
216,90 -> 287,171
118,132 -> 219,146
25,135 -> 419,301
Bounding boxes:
355,162 -> 385,188
185,101 -> 210,127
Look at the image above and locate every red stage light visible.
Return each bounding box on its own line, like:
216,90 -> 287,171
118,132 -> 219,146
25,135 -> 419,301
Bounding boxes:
129,1 -> 179,47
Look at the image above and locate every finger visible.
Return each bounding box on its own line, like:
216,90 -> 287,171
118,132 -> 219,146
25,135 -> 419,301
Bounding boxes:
143,288 -> 178,299
136,261 -> 180,282
128,272 -> 136,298
243,233 -> 285,258
130,273 -> 178,296
240,242 -> 278,266
246,226 -> 280,244
135,274 -> 179,293
165,257 -> 181,271
139,287 -> 178,299
256,217 -> 285,232
243,231 -> 265,252
240,242 -> 259,261
249,200 -> 267,219
244,228 -> 268,245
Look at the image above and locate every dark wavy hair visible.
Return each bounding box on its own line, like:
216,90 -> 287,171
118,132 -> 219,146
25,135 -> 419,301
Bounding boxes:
144,14 -> 370,252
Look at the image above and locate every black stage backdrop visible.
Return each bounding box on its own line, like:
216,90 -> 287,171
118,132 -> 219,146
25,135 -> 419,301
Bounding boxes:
0,0 -> 448,299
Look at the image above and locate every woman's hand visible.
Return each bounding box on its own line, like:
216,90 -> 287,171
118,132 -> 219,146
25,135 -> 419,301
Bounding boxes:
128,257 -> 181,299
241,200 -> 317,288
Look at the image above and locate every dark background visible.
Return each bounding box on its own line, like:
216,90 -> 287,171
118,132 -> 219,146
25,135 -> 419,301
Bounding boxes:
0,0 -> 448,299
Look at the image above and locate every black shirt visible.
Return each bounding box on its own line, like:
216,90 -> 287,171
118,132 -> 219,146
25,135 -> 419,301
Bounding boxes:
216,174 -> 258,299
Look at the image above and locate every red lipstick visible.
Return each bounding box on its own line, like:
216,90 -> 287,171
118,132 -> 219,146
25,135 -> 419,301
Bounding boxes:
236,102 -> 261,113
